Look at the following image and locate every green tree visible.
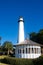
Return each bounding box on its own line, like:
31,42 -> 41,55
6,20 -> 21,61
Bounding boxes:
2,41 -> 13,55
29,29 -> 43,45
39,29 -> 43,34
29,32 -> 37,42
37,29 -> 43,44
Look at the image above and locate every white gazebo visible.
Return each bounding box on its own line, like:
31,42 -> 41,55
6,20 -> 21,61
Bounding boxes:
15,39 -> 41,59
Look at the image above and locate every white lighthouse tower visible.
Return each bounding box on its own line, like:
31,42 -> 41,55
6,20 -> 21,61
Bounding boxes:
18,17 -> 24,43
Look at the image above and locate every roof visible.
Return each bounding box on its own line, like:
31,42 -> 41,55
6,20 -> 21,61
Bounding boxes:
16,39 -> 41,46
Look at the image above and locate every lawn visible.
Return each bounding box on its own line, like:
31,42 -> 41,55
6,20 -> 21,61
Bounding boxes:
0,55 -> 8,59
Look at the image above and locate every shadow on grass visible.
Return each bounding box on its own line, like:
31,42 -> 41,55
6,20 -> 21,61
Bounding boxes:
0,59 -> 10,65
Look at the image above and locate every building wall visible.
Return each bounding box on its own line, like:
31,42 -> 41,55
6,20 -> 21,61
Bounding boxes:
15,44 -> 41,59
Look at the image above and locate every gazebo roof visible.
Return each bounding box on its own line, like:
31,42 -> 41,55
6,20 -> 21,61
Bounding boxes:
16,39 -> 41,46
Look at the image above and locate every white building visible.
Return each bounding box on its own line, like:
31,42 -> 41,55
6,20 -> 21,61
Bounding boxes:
15,17 -> 41,59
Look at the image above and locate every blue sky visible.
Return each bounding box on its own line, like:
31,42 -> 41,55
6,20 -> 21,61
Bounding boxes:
0,0 -> 43,45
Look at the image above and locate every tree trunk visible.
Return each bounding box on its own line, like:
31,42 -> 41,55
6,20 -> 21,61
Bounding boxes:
8,50 -> 9,55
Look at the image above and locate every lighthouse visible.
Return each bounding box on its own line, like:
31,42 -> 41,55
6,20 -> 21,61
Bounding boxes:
18,17 -> 24,43
15,17 -> 41,59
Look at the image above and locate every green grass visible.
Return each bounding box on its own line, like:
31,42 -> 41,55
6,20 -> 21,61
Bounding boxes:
0,55 -> 8,59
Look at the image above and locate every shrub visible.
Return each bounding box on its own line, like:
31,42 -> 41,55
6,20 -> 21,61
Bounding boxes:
33,55 -> 43,65
3,57 -> 34,65
2,55 -> 43,65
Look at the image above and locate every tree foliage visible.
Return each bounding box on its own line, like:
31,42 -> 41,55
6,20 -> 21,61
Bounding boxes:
2,41 -> 13,55
29,29 -> 43,45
